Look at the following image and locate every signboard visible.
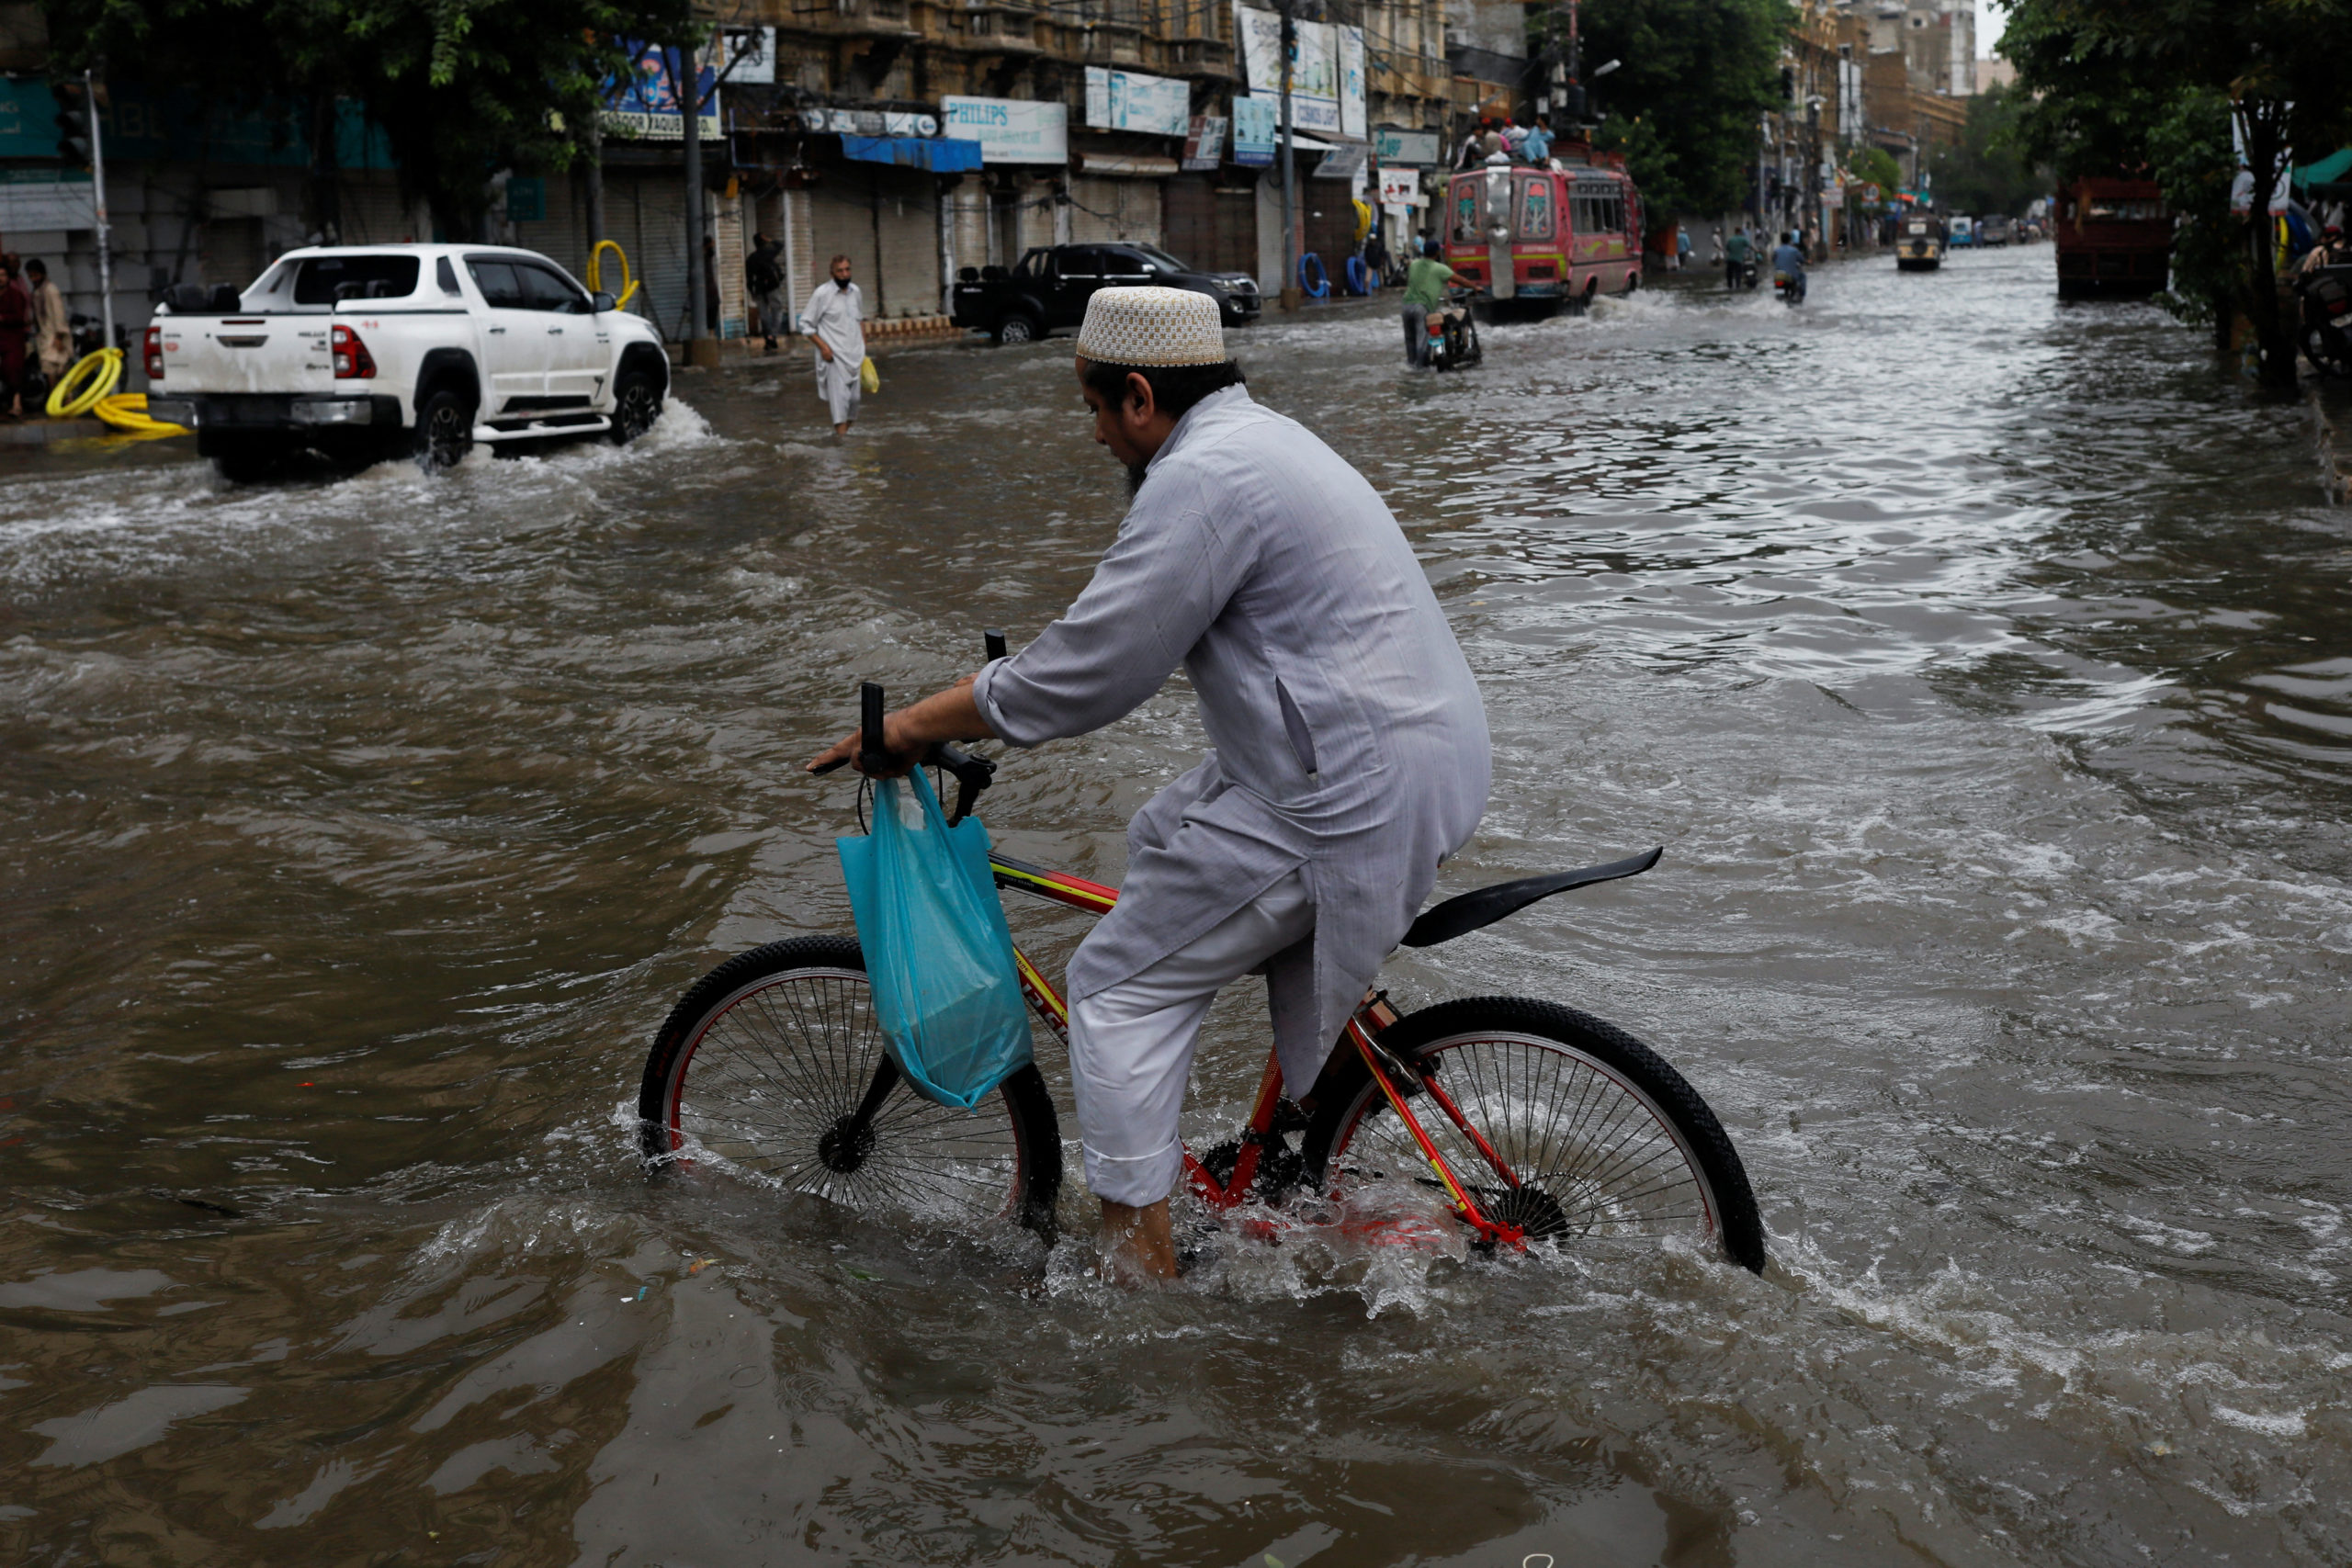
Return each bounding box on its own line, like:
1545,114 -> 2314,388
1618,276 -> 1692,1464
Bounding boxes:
505,176 -> 546,222
1377,167 -> 1424,207
718,27 -> 776,85
1231,96 -> 1275,166
603,41 -> 719,141
1314,142 -> 1366,181
1233,6 -> 1364,140
1373,127 -> 1440,167
942,96 -> 1069,164
1182,114 -> 1227,171
805,107 -> 940,138
1084,67 -> 1190,138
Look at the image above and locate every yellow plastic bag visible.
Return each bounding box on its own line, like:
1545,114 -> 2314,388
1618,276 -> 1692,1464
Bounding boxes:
858,355 -> 880,395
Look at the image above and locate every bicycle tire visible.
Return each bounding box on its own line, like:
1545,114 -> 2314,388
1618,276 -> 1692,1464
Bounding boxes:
1299,997 -> 1765,1271
639,935 -> 1062,1239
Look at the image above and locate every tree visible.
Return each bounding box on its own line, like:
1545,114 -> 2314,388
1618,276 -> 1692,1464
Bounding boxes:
2004,0 -> 2352,388
1575,0 -> 1795,218
43,0 -> 694,235
1928,84 -> 2047,218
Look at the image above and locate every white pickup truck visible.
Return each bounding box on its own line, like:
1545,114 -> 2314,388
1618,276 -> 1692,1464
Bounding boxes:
144,243 -> 672,480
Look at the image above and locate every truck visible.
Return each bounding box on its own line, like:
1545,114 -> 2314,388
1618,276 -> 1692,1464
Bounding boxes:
950,243 -> 1261,344
143,243 -> 673,481
2053,178 -> 2170,299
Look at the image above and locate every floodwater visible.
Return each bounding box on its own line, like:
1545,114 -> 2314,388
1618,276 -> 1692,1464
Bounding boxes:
5,244 -> 2349,1566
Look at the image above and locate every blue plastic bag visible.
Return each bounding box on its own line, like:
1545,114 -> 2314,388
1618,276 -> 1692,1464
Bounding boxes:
836,769 -> 1033,1110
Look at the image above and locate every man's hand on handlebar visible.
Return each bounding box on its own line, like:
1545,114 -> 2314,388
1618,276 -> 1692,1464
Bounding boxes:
806,673 -> 995,777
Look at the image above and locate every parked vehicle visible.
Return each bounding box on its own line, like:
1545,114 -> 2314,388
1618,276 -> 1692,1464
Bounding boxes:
1979,215 -> 2016,247
1948,215 -> 1977,248
1423,289 -> 1483,370
2299,263 -> 2352,377
1442,143 -> 1644,317
143,244 -> 669,482
2054,178 -> 2170,299
1896,216 -> 1947,272
950,243 -> 1261,344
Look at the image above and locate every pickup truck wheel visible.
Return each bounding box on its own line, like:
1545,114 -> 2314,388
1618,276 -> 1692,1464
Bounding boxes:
209,441 -> 280,485
993,312 -> 1041,345
413,389 -> 475,474
610,371 -> 662,445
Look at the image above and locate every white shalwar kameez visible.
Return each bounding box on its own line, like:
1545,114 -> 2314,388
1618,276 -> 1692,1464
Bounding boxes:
972,385 -> 1490,1204
798,279 -> 865,425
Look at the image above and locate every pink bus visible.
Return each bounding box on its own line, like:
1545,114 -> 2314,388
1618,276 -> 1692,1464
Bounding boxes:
1442,144 -> 1645,316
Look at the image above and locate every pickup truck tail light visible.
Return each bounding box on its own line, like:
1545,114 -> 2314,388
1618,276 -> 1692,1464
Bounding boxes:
143,325 -> 164,381
331,323 -> 377,379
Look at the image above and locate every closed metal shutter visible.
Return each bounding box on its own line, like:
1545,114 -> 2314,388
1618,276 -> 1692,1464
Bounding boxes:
616,172 -> 691,341
1161,175 -> 1256,274
1301,184 -> 1356,280
1069,175 -> 1162,248
808,160 -> 939,320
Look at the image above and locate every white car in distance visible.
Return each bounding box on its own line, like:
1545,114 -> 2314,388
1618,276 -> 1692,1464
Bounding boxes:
144,243 -> 672,481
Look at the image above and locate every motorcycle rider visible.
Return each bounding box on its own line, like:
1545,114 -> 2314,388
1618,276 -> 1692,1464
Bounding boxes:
1401,238 -> 1456,367
1772,230 -> 1807,303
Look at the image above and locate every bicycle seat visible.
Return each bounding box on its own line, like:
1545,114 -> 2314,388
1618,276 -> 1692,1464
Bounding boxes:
1400,847 -> 1662,947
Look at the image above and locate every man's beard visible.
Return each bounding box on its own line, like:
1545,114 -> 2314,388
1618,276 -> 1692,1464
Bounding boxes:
1125,463 -> 1148,498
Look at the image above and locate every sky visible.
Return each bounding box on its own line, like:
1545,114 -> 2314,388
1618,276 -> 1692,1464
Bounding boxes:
1976,0 -> 2008,54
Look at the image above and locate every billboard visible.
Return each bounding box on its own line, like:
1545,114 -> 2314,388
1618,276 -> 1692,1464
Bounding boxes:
1233,6 -> 1364,139
1182,115 -> 1228,171
1084,67 -> 1190,138
1231,95 -> 1276,166
1373,128 -> 1442,166
603,41 -> 719,141
942,96 -> 1069,164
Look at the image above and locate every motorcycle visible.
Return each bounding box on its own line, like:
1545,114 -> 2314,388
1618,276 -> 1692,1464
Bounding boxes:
1726,258 -> 1760,290
2298,260 -> 2352,378
1773,268 -> 1807,306
1424,290 -> 1484,372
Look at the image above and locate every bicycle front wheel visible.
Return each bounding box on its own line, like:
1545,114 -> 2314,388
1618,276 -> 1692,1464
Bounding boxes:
1300,997 -> 1765,1271
639,936 -> 1062,1237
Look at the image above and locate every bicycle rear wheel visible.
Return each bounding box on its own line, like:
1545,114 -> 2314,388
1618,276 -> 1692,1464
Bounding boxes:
1300,997 -> 1765,1271
639,936 -> 1061,1237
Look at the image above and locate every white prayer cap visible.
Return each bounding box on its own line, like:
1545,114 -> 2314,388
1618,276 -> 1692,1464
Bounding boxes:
1075,286 -> 1227,367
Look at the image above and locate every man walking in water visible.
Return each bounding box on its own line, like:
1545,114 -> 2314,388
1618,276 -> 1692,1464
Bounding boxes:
808,288 -> 1491,1280
799,253 -> 865,435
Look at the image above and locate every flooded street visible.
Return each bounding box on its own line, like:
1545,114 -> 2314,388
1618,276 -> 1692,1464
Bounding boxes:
6,243 -> 2351,1565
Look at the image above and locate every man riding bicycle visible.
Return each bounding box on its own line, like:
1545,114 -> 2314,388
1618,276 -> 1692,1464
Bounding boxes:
808,288 -> 1491,1280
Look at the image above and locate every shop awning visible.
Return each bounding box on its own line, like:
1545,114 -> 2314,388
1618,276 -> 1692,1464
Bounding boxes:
1076,152 -> 1180,177
840,134 -> 983,173
2296,147 -> 2352,187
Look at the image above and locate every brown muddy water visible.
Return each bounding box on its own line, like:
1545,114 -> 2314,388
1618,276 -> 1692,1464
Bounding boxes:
4,245 -> 2350,1566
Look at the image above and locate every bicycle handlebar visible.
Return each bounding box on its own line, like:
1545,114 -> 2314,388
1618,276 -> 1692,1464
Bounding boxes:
813,631 -> 1008,821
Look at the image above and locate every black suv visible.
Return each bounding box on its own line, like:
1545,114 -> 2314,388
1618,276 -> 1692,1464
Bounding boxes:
952,243 -> 1261,344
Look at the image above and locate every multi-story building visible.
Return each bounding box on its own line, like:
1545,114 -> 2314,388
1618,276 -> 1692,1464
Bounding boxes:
1844,0 -> 1969,198
553,0 -> 1458,338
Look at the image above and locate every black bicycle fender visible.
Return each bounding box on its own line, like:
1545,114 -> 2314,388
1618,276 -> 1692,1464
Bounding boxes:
1400,847 -> 1663,948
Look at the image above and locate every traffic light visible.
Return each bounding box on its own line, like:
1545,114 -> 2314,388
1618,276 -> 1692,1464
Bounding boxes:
53,85 -> 94,168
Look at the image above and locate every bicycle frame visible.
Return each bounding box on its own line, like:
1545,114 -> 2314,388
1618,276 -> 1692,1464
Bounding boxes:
989,851 -> 1532,1250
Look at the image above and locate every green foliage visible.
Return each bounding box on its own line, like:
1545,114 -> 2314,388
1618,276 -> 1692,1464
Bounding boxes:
1577,0 -> 1795,216
44,0 -> 695,230
2145,86 -> 2234,330
1928,85 -> 2047,218
1844,145 -> 1904,198
2001,0 -> 2352,384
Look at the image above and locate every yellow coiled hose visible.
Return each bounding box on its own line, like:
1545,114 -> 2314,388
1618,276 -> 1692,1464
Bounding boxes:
47,346 -> 123,417
585,240 -> 639,310
92,393 -> 189,436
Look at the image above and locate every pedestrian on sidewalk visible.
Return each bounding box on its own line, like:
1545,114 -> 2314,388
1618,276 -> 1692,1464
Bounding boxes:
799,253 -> 866,436
746,233 -> 785,352
25,257 -> 69,392
0,255 -> 29,421
1400,238 -> 1454,367
1677,225 -> 1693,272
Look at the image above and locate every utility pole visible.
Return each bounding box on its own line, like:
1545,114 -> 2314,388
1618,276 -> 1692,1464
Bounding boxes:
682,35 -> 717,367
586,118 -> 605,258
1277,0 -> 1299,310
85,69 -> 115,352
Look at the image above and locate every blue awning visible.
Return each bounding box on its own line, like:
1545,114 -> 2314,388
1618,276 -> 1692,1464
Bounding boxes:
840,134 -> 983,173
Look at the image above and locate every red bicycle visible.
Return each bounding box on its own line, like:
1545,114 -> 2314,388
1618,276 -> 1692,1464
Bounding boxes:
640,670 -> 1766,1273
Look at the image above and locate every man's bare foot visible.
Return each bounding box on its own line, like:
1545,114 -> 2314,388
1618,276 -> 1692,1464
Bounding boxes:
1100,1198 -> 1178,1285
